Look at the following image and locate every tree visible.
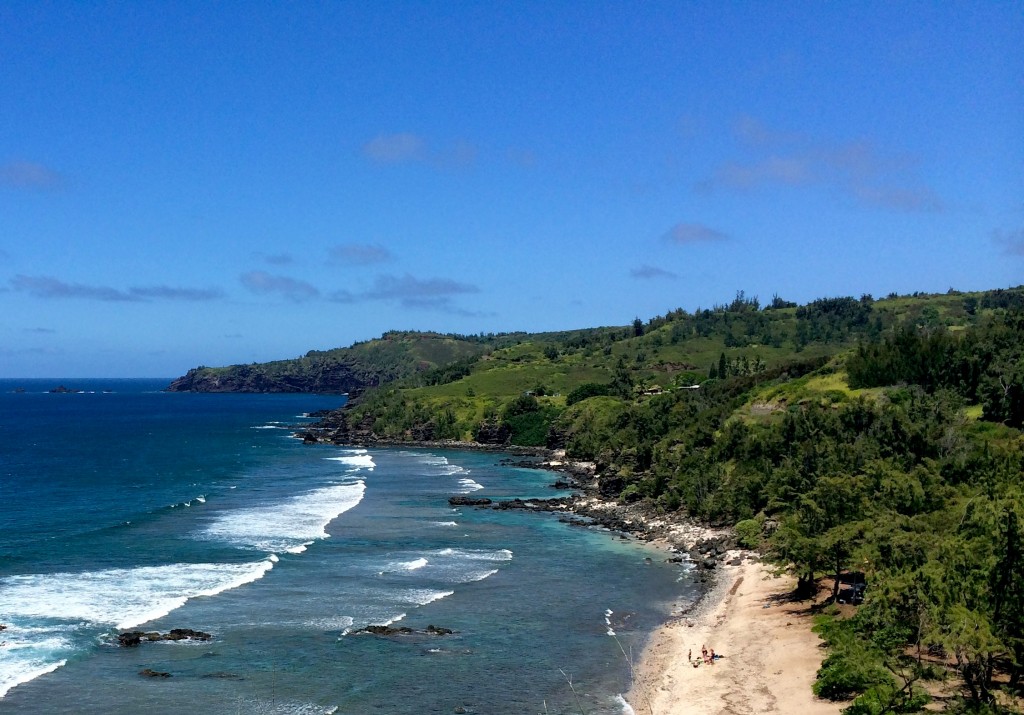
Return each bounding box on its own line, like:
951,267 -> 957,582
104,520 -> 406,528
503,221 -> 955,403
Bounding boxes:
611,357 -> 634,399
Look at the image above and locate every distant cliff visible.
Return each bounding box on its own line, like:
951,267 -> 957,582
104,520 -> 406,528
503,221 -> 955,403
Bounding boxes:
167,331 -> 495,395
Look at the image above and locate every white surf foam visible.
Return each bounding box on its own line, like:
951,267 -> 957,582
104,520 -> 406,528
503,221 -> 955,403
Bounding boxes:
378,557 -> 428,575
382,548 -> 512,584
0,655 -> 68,699
302,616 -> 354,631
400,589 -> 455,606
232,696 -> 340,714
1,559 -> 275,630
435,547 -> 512,561
324,453 -> 375,470
0,558 -> 274,698
432,521 -> 458,527
201,481 -> 365,553
456,478 -> 484,493
464,568 -> 499,582
615,694 -> 636,715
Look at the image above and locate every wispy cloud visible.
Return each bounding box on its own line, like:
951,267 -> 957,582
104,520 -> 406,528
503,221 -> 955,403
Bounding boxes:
23,327 -> 56,334
10,275 -> 226,302
852,185 -> 944,213
0,161 -> 66,190
662,222 -> 730,245
11,275 -> 142,302
130,285 -> 225,301
264,253 -> 294,266
240,271 -> 321,301
507,148 -> 538,168
361,133 -> 478,169
731,115 -> 803,146
329,243 -> 394,266
630,265 -> 678,280
993,227 -> 1024,256
364,274 -> 478,301
362,133 -> 428,164
699,118 -> 944,213
330,273 -> 482,314
704,156 -> 813,190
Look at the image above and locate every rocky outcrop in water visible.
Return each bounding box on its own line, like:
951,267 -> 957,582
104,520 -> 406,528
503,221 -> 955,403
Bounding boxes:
448,496 -> 493,506
139,668 -> 171,678
118,629 -> 213,647
352,624 -> 455,637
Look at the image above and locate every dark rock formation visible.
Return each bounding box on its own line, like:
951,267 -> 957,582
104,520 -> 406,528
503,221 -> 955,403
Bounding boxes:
167,364 -> 361,394
118,629 -> 213,646
473,420 -> 511,445
597,474 -> 625,498
448,496 -> 492,506
352,624 -> 455,637
139,669 -> 171,678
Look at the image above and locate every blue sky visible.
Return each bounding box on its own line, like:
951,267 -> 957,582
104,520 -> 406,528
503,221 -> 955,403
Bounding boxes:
1,1 -> 1021,377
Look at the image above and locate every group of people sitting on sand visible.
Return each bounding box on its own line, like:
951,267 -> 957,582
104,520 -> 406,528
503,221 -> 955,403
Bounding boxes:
688,644 -> 719,668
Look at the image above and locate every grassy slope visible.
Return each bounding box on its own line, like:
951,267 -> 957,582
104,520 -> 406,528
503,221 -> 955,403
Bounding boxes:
340,286 -> 1023,445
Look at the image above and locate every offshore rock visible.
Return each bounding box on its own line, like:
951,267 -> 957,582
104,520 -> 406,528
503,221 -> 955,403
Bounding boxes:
353,624 -> 455,637
118,629 -> 213,646
139,669 -> 171,678
448,496 -> 493,506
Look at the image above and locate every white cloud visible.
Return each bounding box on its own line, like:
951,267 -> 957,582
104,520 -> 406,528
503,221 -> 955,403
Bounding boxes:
993,227 -> 1024,256
11,275 -> 226,302
329,243 -> 394,266
630,265 -> 678,280
662,222 -> 730,245
239,271 -> 321,301
0,161 -> 65,190
700,118 -> 944,213
362,133 -> 427,164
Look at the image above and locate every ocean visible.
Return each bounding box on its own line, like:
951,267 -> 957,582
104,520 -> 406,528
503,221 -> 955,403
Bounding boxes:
0,379 -> 695,714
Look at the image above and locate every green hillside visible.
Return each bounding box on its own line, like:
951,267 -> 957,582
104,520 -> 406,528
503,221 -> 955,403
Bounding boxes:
325,288 -> 1021,446
308,286 -> 1024,713
167,330 -> 511,395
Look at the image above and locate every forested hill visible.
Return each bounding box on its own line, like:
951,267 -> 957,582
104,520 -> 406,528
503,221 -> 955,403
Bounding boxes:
167,331 -> 513,395
308,286 -> 1023,444
303,285 -> 1024,713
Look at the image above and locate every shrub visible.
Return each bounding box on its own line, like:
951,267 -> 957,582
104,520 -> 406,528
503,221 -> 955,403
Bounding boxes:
734,519 -> 761,549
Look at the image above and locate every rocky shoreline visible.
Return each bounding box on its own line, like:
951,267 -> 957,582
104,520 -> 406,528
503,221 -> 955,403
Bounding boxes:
296,425 -> 755,610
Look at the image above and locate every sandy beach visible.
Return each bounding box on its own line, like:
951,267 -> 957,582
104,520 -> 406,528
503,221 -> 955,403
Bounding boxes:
627,559 -> 842,715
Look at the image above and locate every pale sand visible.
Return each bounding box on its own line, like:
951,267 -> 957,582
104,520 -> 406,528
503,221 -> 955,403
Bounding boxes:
627,560 -> 843,715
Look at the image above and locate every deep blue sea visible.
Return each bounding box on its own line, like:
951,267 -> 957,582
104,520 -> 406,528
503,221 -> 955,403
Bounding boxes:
0,379 -> 695,714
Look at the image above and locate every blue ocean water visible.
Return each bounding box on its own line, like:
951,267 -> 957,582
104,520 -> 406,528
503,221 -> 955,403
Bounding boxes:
0,379 -> 695,714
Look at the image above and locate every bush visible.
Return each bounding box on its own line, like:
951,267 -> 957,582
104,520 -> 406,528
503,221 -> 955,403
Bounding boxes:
504,408 -> 557,446
566,382 -> 612,406
503,393 -> 539,417
734,519 -> 761,549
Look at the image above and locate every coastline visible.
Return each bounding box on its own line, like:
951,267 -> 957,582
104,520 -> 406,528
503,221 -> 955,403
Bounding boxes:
300,430 -> 837,713
627,559 -> 842,715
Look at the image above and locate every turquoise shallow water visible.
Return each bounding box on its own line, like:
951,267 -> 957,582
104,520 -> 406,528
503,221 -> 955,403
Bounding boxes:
0,379 -> 695,714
